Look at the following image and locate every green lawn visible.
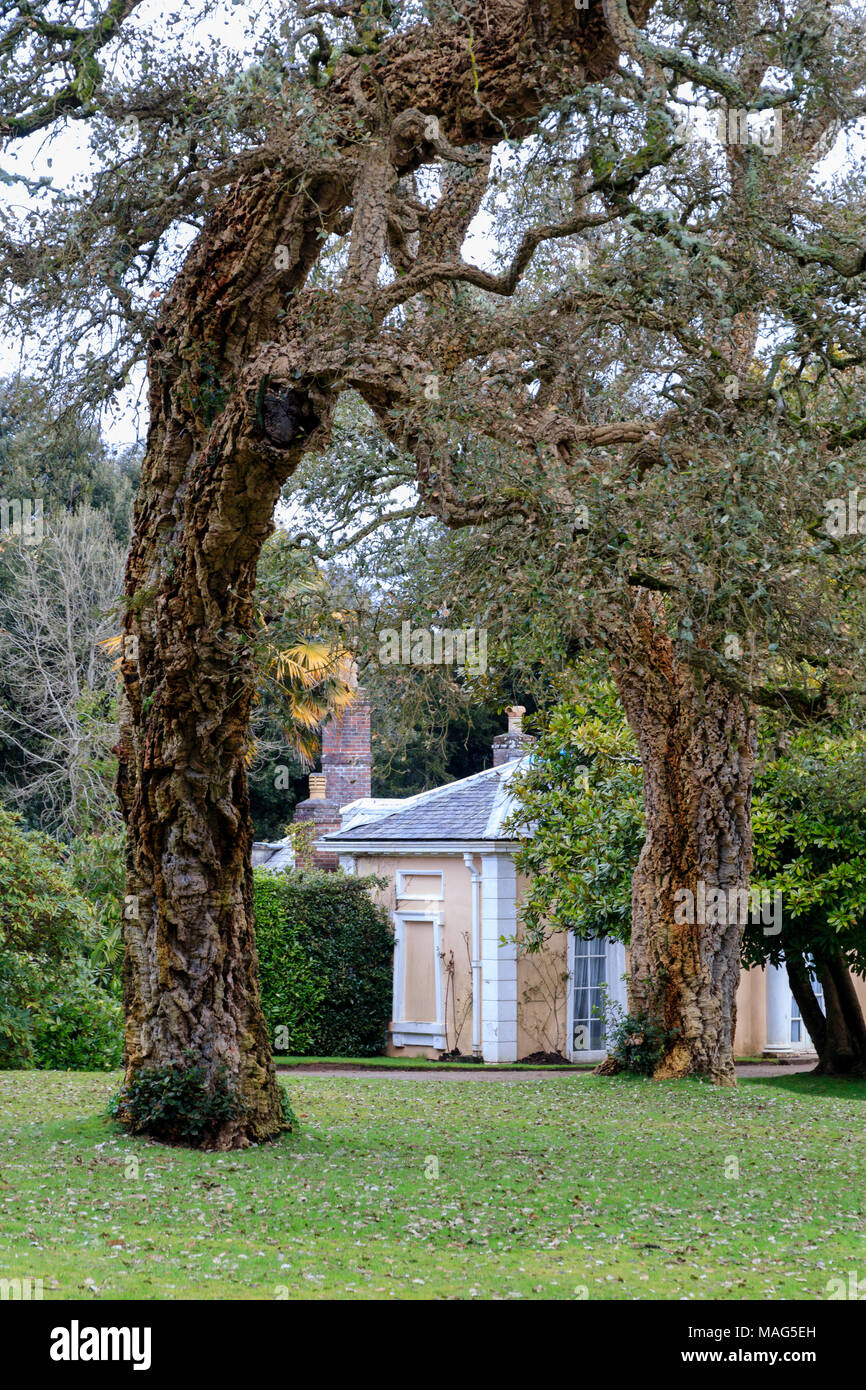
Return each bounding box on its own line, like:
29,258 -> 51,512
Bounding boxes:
0,1069 -> 863,1300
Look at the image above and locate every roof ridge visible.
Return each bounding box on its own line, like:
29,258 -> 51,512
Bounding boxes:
344,761 -> 507,830
324,756 -> 532,842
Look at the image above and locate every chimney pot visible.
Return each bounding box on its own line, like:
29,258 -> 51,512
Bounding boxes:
492,705 -> 533,766
507,705 -> 526,734
308,773 -> 327,800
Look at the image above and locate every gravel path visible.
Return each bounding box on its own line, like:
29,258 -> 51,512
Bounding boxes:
278,1061 -> 817,1080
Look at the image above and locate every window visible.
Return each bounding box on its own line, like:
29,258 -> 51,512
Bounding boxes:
791,962 -> 824,1044
573,935 -> 607,1052
396,870 -> 444,902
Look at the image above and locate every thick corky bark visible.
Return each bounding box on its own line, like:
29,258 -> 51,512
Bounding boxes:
114,0 -> 643,1146
113,159 -> 353,1145
608,594 -> 757,1084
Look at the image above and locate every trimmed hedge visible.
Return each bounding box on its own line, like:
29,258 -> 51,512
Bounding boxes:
254,869 -> 394,1057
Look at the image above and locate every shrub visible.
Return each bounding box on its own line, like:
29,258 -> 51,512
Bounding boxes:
31,970 -> 123,1070
601,988 -> 680,1075
0,808 -> 119,1068
0,808 -> 92,950
0,948 -> 40,1067
67,829 -> 126,994
109,1054 -> 245,1145
254,869 -> 394,1056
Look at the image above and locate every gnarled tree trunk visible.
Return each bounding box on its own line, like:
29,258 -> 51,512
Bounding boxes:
114,174 -> 339,1148
608,595 -> 757,1084
111,0 -> 638,1147
787,953 -> 866,1077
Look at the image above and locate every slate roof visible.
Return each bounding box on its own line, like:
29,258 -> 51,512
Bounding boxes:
323,758 -> 530,844
252,841 -> 296,871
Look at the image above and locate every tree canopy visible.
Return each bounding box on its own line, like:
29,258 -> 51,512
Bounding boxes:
4,0 -> 866,1130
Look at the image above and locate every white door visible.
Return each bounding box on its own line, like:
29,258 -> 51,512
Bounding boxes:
391,912 -> 446,1050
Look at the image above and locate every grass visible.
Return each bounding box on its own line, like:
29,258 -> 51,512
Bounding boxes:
0,1069 -> 863,1300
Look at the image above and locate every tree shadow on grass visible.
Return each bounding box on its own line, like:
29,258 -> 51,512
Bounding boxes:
741,1071 -> 866,1101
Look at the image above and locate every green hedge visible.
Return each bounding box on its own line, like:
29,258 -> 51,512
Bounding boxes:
254,869 -> 394,1057
0,807 -> 123,1069
31,971 -> 124,1070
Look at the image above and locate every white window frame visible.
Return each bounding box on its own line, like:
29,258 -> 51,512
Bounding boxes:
395,869 -> 444,902
790,959 -> 825,1047
566,934 -> 627,1063
391,910 -> 446,1049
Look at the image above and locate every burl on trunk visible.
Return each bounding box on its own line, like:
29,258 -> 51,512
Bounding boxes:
610,595 -> 757,1084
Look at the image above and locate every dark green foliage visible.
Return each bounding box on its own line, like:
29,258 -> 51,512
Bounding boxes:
31,972 -> 123,1070
602,990 -> 680,1076
745,726 -> 866,974
248,760 -> 305,842
507,681 -> 644,950
0,809 -> 122,1068
371,692 -> 517,799
254,869 -> 394,1056
109,1055 -> 246,1145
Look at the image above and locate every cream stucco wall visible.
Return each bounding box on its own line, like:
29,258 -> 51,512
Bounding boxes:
515,872 -> 570,1057
347,850 -> 864,1060
350,853 -> 475,1057
733,966 -> 767,1057
350,852 -> 565,1059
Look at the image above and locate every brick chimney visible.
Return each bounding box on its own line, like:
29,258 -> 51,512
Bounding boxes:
321,690 -> 372,805
492,705 -> 534,766
293,688 -> 372,869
